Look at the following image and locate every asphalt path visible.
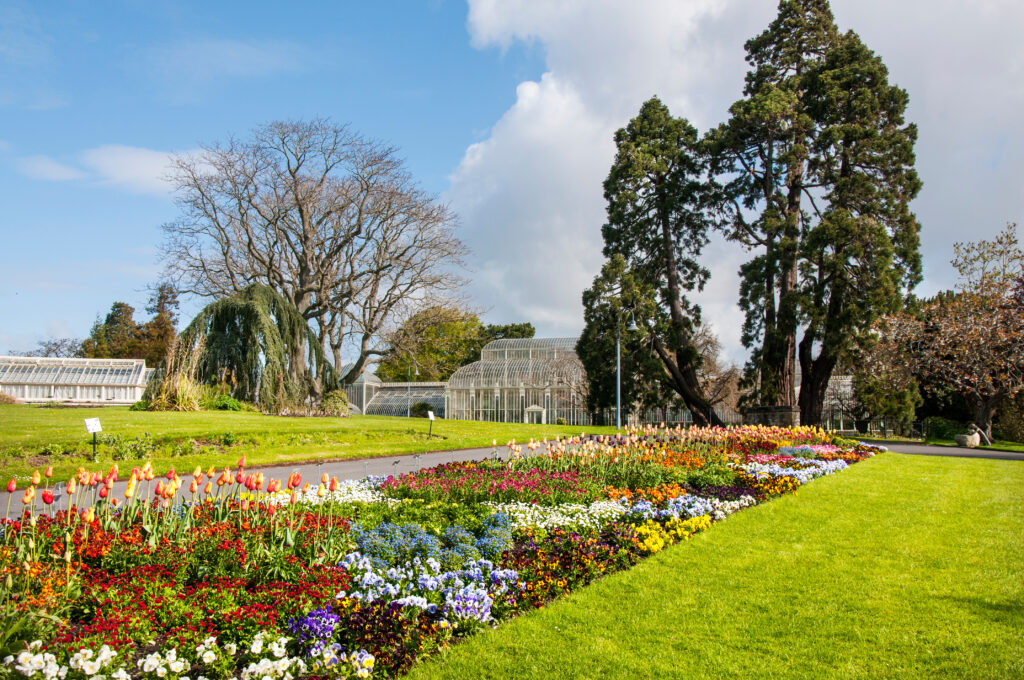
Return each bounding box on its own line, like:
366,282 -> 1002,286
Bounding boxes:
9,438 -> 1022,515
861,440 -> 1024,462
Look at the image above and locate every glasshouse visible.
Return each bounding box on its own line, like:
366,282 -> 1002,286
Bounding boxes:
0,356 -> 153,404
446,337 -> 589,425
342,365 -> 446,417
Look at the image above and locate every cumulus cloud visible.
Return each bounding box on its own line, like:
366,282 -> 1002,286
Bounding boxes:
450,0 -> 1024,361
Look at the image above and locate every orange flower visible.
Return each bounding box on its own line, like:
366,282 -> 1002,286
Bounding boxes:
21,487 -> 35,504
44,466 -> 53,479
31,470 -> 41,485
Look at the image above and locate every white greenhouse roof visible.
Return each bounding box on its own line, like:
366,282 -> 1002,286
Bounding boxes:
480,337 -> 579,362
0,356 -> 150,387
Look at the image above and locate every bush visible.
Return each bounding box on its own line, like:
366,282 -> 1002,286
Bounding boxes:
0,392 -> 18,405
129,400 -> 149,411
924,416 -> 966,440
994,394 -> 1024,443
320,389 -> 350,416
212,394 -> 242,411
556,417 -> 567,425
410,401 -> 432,418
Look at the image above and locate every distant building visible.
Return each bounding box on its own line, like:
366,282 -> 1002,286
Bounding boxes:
341,364 -> 446,418
0,356 -> 153,405
445,337 -> 589,425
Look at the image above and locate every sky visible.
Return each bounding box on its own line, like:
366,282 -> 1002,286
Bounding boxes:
1,0 -> 1022,366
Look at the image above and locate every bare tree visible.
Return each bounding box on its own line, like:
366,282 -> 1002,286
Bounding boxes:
162,119 -> 465,385
19,337 -> 82,358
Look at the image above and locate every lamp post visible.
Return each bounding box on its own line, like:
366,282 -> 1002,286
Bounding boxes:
616,313 -> 638,429
406,365 -> 419,417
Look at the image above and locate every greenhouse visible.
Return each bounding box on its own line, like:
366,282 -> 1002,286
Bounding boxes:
342,365 -> 445,417
445,337 -> 589,425
0,356 -> 153,405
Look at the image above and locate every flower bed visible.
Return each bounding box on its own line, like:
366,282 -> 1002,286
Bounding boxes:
0,426 -> 882,679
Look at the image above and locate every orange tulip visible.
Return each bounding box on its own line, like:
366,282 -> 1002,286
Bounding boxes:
189,479 -> 198,494
321,473 -> 329,485
204,482 -> 213,494
22,487 -> 35,504
206,466 -> 216,479
238,455 -> 247,468
82,507 -> 95,523
316,484 -> 326,498
289,490 -> 298,504
193,466 -> 202,479
329,477 -> 338,492
301,482 -> 311,493
31,470 -> 41,485
155,480 -> 166,497
44,466 -> 53,479
65,479 -> 76,494
111,498 -> 119,507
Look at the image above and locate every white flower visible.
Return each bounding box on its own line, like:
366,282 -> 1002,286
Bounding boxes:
201,651 -> 216,665
111,669 -> 130,680
169,661 -> 185,673
156,668 -> 168,678
223,645 -> 238,657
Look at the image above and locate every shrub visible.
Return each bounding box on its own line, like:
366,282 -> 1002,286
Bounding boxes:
925,416 -> 966,440
556,417 -> 567,425
410,401 -> 432,418
212,394 -> 242,411
994,394 -> 1024,443
0,392 -> 18,405
128,400 -> 149,411
320,389 -> 350,416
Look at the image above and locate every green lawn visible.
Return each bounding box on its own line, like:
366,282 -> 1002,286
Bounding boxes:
407,453 -> 1024,680
0,404 -> 617,479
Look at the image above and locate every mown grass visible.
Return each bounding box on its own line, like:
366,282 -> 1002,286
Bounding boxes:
925,438 -> 1024,453
0,404 -> 616,479
408,453 -> 1024,680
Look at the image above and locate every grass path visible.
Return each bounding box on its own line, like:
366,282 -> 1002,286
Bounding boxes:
408,454 -> 1024,679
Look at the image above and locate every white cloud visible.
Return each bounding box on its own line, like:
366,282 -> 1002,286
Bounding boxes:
14,144 -> 194,195
15,154 -> 87,181
451,0 -> 1024,362
80,145 -> 177,195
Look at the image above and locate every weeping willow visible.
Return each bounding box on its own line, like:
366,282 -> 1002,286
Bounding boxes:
179,284 -> 337,412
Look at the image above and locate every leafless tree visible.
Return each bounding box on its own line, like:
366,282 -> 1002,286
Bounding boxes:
692,326 -> 743,412
161,119 -> 466,384
19,337 -> 82,358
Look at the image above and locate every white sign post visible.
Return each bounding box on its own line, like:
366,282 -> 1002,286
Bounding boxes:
84,418 -> 102,460
427,411 -> 435,438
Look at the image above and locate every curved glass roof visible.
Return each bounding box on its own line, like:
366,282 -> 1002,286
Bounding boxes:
0,356 -> 149,386
480,337 -> 579,362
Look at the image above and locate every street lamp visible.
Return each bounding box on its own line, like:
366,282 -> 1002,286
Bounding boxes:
407,365 -> 419,417
616,313 -> 638,429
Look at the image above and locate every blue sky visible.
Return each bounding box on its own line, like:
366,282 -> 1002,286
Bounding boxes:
2,0 -> 1022,365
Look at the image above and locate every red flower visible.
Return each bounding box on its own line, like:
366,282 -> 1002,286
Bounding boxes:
6,478 -> 15,493
41,489 -> 54,505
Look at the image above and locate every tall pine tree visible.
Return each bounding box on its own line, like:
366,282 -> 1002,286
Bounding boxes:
710,0 -> 920,424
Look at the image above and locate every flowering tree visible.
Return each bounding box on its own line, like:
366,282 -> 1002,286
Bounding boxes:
885,225 -> 1024,437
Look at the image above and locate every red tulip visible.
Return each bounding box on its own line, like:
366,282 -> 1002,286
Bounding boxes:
238,455 -> 247,468
98,486 -> 108,499
166,469 -> 176,480
41,490 -> 54,505
189,479 -> 198,494
6,479 -> 15,493
329,477 -> 338,492
44,466 -> 53,479
155,480 -> 165,497
287,473 -> 302,490
111,498 -> 119,507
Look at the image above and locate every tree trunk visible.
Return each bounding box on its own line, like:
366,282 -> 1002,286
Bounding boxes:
973,393 -> 1004,440
797,328 -> 838,427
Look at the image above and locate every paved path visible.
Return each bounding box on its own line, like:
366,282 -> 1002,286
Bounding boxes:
862,440 -> 1024,462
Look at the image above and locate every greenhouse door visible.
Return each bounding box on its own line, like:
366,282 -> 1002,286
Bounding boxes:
525,405 -> 545,425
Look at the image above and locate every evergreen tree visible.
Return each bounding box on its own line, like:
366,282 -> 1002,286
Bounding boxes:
710,0 -> 921,424
583,97 -> 722,426
80,302 -> 142,359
